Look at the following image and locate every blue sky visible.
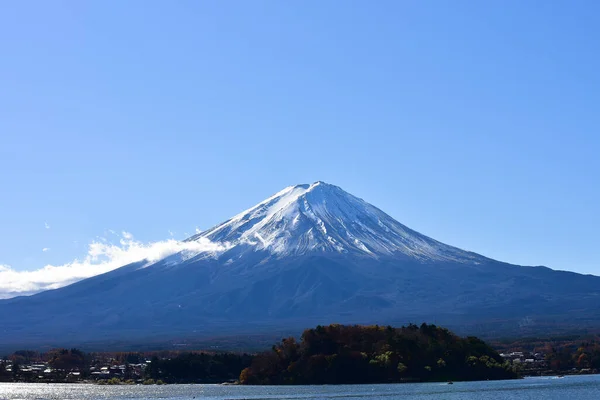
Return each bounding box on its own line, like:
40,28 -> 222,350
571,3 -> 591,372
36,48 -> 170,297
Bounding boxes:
1,1 -> 599,294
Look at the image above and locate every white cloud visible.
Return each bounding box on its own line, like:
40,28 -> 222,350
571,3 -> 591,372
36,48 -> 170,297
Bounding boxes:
45,222 -> 50,229
0,233 -> 230,299
42,248 -> 50,252
195,227 -> 203,234
168,230 -> 175,237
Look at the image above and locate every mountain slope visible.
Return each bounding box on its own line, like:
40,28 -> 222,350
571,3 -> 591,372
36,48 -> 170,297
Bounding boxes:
187,181 -> 485,263
0,181 -> 599,349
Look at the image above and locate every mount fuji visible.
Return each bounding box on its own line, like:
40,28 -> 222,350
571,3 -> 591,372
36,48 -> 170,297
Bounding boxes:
1,181 -> 599,349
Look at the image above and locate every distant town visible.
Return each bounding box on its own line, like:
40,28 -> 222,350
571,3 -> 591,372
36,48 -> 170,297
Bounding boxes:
1,350 -> 158,384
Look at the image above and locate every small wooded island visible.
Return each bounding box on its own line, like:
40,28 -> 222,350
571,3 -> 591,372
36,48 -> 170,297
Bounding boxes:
239,323 -> 518,384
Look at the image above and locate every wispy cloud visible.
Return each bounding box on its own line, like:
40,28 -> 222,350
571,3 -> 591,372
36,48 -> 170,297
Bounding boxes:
42,248 -> 50,252
45,222 -> 50,229
0,232 -> 229,299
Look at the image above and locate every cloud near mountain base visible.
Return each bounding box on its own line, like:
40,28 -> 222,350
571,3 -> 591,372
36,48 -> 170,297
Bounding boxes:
0,233 -> 227,299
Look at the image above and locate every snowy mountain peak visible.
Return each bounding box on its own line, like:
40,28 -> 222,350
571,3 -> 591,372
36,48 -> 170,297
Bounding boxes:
186,182 -> 484,263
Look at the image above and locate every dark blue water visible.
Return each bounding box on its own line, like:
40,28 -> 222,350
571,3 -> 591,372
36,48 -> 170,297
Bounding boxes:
1,375 -> 598,399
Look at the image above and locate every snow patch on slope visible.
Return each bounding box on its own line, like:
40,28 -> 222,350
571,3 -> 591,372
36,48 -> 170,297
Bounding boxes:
186,181 -> 484,263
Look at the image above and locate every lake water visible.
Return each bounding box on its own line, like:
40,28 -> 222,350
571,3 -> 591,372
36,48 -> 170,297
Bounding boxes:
1,375 -> 599,399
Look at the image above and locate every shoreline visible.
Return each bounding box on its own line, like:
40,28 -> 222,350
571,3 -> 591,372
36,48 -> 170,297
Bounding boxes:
5,373 -> 600,386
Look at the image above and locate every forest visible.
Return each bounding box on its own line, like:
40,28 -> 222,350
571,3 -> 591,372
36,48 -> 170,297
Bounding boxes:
239,323 -> 518,384
7,323 -> 600,385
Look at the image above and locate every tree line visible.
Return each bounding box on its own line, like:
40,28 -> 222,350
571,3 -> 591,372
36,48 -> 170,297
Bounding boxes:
239,323 -> 519,384
1,323 -> 530,384
493,333 -> 600,372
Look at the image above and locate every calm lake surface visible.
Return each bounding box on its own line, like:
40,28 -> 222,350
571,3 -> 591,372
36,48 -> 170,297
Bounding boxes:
1,375 -> 599,399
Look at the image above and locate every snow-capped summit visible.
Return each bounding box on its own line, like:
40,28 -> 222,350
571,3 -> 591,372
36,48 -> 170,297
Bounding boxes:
187,181 -> 483,263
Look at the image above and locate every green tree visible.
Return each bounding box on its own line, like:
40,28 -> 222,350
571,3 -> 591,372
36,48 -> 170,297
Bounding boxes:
145,356 -> 160,380
47,348 -> 87,371
11,360 -> 20,381
397,362 -> 408,374
124,363 -> 132,380
0,361 -> 10,382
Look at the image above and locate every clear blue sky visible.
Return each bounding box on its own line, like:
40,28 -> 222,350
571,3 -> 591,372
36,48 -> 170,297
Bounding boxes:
1,1 -> 599,276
